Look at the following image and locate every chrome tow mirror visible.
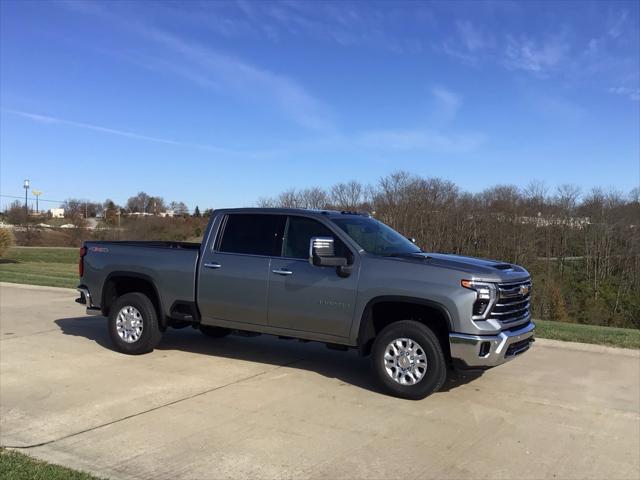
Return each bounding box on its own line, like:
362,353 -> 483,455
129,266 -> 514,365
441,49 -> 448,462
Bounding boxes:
309,236 -> 348,269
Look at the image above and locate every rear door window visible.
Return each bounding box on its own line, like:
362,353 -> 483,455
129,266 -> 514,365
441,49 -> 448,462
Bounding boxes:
218,214 -> 286,256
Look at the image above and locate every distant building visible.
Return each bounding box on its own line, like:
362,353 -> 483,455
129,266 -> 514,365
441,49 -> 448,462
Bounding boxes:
159,210 -> 175,218
49,208 -> 65,218
518,215 -> 591,229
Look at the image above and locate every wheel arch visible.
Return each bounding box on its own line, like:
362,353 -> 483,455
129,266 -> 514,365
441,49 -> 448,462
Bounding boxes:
356,296 -> 453,358
101,272 -> 166,329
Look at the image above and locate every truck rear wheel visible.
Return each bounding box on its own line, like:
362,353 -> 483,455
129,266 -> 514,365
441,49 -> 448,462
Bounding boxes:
371,320 -> 446,400
108,292 -> 163,355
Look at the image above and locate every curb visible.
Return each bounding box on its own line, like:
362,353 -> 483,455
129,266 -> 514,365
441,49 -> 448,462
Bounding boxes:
534,337 -> 639,357
0,282 -> 77,294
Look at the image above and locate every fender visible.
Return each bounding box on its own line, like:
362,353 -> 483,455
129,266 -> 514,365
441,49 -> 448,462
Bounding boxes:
355,295 -> 454,349
102,271 -> 165,326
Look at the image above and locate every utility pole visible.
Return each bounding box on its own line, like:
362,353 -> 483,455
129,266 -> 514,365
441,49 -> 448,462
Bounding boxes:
23,179 -> 30,216
32,190 -> 42,214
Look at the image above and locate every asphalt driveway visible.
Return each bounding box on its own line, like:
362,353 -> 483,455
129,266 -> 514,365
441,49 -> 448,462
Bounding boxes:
1,283 -> 638,480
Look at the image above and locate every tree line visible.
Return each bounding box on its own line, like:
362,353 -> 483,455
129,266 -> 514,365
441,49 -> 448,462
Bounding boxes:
259,172 -> 640,329
66,193 -> 193,221
2,192 -> 199,224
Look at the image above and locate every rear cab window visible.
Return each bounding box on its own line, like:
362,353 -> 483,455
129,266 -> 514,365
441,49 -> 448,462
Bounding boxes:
217,214 -> 286,256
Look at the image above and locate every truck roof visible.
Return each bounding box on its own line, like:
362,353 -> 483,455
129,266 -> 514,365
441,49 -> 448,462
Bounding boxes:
213,207 -> 371,219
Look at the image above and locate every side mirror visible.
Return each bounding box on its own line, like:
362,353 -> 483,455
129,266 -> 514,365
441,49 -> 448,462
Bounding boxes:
309,236 -> 334,259
309,236 -> 352,277
309,237 -> 347,267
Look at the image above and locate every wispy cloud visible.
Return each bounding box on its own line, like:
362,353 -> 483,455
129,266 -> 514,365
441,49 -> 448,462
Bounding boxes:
526,93 -> 587,121
456,20 -> 495,52
432,5 -> 638,105
504,34 -> 569,75
607,10 -> 629,39
147,28 -> 332,131
357,128 -> 485,154
59,2 -> 332,131
354,85 -> 481,154
434,19 -> 495,66
608,86 -> 640,102
431,86 -> 462,124
144,0 -> 427,54
4,109 -> 261,156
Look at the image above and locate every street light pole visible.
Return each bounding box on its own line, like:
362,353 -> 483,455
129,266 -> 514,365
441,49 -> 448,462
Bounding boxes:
33,190 -> 42,214
23,179 -> 30,216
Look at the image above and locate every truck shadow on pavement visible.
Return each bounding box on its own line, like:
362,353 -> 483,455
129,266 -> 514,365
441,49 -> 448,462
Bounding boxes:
54,316 -> 483,396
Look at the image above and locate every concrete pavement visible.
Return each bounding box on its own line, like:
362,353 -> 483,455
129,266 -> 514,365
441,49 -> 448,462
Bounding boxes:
1,282 -> 639,479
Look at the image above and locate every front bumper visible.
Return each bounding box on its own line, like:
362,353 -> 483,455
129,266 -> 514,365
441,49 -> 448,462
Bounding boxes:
449,321 -> 535,369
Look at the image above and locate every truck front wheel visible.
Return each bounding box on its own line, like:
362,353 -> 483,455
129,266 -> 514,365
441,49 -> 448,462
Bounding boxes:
371,320 -> 447,400
108,292 -> 163,355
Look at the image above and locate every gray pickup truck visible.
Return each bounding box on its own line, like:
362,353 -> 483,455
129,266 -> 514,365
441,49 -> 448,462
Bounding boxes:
77,208 -> 534,399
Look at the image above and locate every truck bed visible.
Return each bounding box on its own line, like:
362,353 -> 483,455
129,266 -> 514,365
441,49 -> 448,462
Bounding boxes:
80,241 -> 201,318
87,240 -> 201,250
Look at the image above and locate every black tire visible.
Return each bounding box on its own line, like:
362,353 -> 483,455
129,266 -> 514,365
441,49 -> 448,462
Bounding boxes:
371,320 -> 447,400
199,325 -> 231,338
108,292 -> 163,355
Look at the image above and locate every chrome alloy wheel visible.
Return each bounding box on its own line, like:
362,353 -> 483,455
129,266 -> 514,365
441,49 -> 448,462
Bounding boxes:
383,337 -> 428,385
116,306 -> 144,343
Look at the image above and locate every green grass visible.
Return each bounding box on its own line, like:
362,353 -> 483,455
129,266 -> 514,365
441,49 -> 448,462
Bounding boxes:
3,246 -> 78,263
535,319 -> 640,349
0,449 -> 102,480
0,247 -> 77,288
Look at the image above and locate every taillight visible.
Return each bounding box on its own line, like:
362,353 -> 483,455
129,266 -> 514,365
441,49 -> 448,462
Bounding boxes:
79,246 -> 87,277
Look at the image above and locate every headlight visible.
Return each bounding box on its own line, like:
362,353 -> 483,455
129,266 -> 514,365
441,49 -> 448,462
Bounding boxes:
461,280 -> 497,320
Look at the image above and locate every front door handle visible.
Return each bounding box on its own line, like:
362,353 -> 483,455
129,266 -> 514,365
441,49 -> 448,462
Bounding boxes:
204,262 -> 222,269
272,268 -> 293,276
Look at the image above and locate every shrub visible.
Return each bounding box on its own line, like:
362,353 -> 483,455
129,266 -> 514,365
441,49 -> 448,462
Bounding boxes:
0,228 -> 15,257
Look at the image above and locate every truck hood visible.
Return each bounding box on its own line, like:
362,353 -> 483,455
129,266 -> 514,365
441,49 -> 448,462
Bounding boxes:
414,252 -> 530,282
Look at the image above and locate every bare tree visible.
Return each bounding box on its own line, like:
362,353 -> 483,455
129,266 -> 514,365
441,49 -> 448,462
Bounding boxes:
522,180 -> 548,213
330,181 -> 365,210
299,187 -> 329,209
127,192 -> 151,214
169,201 -> 189,216
554,184 -> 581,213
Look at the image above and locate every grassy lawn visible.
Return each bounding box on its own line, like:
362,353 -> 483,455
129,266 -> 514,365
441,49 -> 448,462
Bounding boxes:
0,449 -> 102,480
0,247 -> 77,289
535,319 -> 640,349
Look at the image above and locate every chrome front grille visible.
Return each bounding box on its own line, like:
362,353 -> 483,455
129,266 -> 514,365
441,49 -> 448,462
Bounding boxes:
489,280 -> 532,324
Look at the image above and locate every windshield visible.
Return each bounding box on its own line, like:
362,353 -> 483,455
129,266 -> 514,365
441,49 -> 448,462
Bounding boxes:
331,216 -> 422,256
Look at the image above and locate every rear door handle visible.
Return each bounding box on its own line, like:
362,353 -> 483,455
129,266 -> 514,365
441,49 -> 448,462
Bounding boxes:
272,268 -> 293,276
204,262 -> 222,269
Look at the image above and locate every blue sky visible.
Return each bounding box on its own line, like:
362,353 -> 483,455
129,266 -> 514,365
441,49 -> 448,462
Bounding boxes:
1,0 -> 639,211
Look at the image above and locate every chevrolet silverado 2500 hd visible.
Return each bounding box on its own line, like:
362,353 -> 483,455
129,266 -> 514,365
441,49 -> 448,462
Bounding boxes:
76,208 -> 535,399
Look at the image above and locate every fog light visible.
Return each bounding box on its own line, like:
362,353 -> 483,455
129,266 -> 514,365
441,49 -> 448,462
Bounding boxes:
479,341 -> 491,357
